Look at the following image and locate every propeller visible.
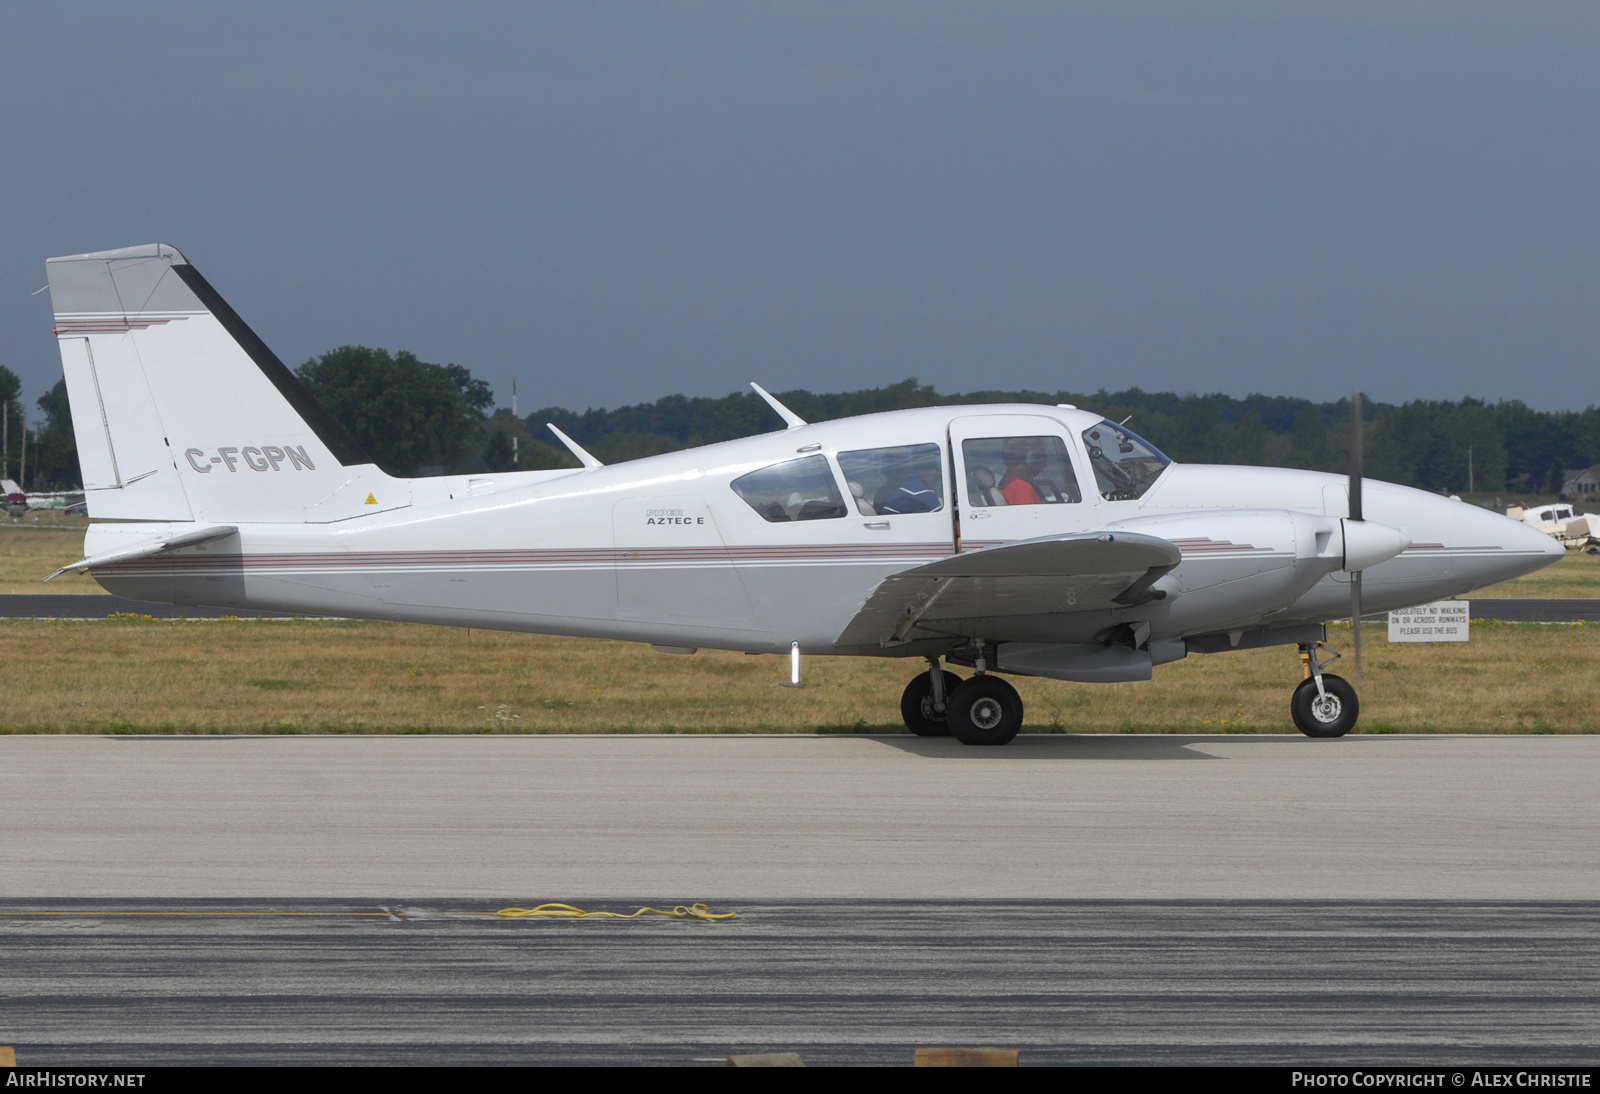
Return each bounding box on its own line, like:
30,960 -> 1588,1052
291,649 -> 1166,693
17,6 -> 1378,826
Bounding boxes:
1337,392 -> 1411,688
1349,390 -> 1364,686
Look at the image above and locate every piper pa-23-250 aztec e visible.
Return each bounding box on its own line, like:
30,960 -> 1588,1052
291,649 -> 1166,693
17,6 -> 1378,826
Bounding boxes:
43,244 -> 1562,745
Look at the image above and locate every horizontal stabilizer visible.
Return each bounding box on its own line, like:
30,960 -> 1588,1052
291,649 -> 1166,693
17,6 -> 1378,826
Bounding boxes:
836,531 -> 1181,648
44,524 -> 238,582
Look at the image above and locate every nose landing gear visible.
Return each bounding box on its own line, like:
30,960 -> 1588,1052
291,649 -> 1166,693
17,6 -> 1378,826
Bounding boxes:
1292,641 -> 1359,737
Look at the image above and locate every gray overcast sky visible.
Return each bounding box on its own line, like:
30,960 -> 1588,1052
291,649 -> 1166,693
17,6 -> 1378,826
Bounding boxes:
2,2 -> 1597,416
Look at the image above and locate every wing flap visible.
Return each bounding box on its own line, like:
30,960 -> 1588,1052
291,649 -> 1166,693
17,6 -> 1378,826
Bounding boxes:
837,531 -> 1181,647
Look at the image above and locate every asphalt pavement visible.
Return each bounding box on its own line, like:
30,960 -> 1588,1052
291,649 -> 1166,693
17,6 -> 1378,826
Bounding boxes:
3,898 -> 1596,1066
0,594 -> 293,619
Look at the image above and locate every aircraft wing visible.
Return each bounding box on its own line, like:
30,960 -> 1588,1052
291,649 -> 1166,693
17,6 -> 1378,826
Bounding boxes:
836,531 -> 1182,648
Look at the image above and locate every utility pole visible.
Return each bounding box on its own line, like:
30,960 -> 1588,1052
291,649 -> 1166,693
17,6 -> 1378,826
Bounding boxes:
2,403 -> 8,481
512,379 -> 519,467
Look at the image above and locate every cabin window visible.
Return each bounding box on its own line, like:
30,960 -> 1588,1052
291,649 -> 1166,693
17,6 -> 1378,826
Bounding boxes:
731,455 -> 848,522
1081,421 -> 1170,501
837,443 -> 945,516
962,436 -> 1080,507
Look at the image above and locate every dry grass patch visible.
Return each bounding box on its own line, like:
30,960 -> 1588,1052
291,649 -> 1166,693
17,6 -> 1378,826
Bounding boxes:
0,617 -> 1595,734
0,516 -> 99,595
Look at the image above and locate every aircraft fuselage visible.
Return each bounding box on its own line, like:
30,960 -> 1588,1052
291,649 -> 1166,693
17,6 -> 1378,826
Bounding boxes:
83,403 -> 1560,667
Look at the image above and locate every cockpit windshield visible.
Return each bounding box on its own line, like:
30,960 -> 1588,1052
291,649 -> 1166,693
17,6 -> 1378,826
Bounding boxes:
1080,421 -> 1170,501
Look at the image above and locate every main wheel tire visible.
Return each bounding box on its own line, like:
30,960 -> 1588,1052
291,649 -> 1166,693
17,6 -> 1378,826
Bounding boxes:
946,675 -> 1024,746
901,670 -> 963,737
1290,673 -> 1359,738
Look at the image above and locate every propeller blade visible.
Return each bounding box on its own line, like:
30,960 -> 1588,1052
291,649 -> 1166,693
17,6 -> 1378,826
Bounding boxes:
1349,389 -> 1364,686
1349,390 -> 1363,523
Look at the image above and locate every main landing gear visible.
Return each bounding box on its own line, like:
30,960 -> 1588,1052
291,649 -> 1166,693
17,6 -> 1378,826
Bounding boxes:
900,647 -> 1024,747
1292,641 -> 1359,738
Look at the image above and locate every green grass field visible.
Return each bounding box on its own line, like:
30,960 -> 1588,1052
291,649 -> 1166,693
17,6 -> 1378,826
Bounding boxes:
1,615 -> 1593,735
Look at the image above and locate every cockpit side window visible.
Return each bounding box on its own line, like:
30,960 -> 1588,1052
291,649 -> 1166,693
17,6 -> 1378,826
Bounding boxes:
961,436 -> 1080,507
836,443 -> 944,516
731,455 -> 848,522
1081,421 -> 1170,501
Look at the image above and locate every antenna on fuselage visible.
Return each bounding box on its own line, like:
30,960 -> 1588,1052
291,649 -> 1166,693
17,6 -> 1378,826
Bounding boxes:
750,383 -> 807,430
546,424 -> 603,469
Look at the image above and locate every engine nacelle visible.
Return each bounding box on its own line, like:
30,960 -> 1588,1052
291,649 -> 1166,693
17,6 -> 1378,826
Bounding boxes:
1108,508 -> 1393,637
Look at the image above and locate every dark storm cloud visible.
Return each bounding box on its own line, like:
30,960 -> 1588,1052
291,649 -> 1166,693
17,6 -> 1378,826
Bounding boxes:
2,2 -> 1596,412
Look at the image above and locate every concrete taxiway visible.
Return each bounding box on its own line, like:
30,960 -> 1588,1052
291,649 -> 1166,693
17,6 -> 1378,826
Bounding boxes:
2,733 -> 1597,899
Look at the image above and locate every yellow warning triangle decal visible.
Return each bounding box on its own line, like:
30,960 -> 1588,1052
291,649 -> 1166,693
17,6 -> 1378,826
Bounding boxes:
365,493 -> 377,505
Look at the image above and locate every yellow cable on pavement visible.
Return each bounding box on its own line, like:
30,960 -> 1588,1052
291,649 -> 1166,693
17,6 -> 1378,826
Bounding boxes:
496,902 -> 735,921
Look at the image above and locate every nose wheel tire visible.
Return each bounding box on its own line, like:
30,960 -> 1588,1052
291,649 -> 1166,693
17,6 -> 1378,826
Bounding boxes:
947,675 -> 1024,746
1291,673 -> 1359,738
900,670 -> 964,737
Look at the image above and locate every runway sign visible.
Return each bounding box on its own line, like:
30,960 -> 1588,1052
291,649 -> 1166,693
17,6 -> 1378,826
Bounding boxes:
1388,600 -> 1469,642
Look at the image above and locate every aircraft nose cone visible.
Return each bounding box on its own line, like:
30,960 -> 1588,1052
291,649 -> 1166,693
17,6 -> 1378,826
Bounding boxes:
1529,521 -> 1568,560
1472,502 -> 1566,579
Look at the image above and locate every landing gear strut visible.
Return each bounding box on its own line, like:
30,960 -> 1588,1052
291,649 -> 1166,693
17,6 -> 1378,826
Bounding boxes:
900,659 -> 962,737
1292,641 -> 1359,738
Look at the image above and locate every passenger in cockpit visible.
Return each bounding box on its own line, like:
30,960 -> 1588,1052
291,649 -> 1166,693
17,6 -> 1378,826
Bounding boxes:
876,452 -> 939,514
998,439 -> 1045,505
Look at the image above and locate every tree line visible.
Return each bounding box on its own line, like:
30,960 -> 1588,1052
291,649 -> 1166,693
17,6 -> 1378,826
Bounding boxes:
2,348 -> 1595,500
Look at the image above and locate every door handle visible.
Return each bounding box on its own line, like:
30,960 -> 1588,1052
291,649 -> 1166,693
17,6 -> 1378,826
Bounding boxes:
864,521 -> 890,529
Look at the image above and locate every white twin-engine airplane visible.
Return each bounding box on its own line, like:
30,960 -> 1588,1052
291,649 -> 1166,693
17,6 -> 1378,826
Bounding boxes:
45,244 -> 1562,745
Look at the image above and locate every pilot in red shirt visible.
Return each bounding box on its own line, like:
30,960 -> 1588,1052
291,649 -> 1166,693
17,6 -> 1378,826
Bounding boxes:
999,439 -> 1045,505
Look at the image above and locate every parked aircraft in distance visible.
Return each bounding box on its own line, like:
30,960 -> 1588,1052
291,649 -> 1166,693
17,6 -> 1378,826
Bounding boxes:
1507,502 -> 1599,551
43,245 -> 1563,744
3,478 -> 85,518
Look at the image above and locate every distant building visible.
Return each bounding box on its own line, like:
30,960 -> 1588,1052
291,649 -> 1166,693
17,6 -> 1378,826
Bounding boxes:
1563,464 -> 1600,498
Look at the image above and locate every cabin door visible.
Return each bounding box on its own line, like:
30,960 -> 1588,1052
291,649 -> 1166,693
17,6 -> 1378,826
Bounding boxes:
948,414 -> 1092,546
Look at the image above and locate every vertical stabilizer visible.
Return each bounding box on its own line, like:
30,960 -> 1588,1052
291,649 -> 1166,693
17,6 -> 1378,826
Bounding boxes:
47,244 -> 408,523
